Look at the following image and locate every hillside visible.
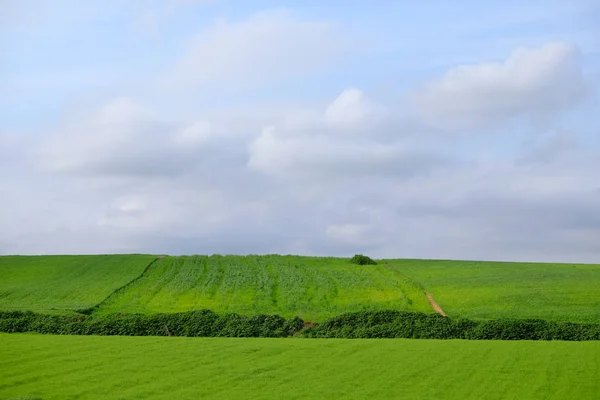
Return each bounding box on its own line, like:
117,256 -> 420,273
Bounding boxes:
0,255 -> 157,314
1,254 -> 600,323
94,255 -> 431,321
386,259 -> 600,323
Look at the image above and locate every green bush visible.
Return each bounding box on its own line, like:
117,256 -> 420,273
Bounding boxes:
301,310 -> 600,341
0,310 -> 303,338
350,254 -> 377,265
1,310 -> 599,341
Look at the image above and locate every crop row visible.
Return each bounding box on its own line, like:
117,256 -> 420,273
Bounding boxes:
96,255 -> 431,320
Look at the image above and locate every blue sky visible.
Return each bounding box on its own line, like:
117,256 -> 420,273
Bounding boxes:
0,0 -> 599,260
3,0 -> 598,129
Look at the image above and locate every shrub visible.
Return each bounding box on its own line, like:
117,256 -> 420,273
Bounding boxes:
1,309 -> 600,341
0,310 -> 304,338
300,310 -> 600,341
350,254 -> 377,265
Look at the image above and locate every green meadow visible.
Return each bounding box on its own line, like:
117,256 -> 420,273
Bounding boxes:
1,334 -> 599,400
0,255 -> 157,314
386,259 -> 600,323
2,255 -> 600,323
95,255 -> 431,321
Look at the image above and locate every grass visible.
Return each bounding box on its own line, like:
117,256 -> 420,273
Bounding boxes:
385,259 -> 600,323
1,333 -> 599,400
2,254 -> 600,323
0,255 -> 157,314
2,256 -> 599,399
96,255 -> 431,321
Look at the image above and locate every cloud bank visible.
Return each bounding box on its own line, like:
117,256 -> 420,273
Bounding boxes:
1,3 -> 599,262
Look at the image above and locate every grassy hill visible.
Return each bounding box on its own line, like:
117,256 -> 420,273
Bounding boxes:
1,254 -> 600,323
2,333 -> 599,400
386,259 -> 600,323
94,255 -> 431,321
0,255 -> 157,314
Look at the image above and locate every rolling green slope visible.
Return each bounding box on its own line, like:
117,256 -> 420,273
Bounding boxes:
3,254 -> 600,323
95,255 -> 431,321
0,255 -> 157,314
1,334 -> 599,400
386,259 -> 600,323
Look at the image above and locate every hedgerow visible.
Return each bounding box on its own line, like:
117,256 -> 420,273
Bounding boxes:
1,310 -> 599,341
0,310 -> 303,338
302,310 -> 600,341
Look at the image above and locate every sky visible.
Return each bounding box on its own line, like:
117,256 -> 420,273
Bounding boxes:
1,0 -> 599,262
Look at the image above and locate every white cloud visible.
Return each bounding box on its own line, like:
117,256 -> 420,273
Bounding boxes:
4,1 -> 600,263
247,88 -> 446,180
248,89 -> 375,175
247,126 -> 406,179
165,9 -> 351,89
96,188 -> 232,233
413,41 -> 590,132
323,88 -> 372,129
6,93 -> 600,261
3,32 -> 599,262
175,120 -> 213,145
35,97 -> 234,178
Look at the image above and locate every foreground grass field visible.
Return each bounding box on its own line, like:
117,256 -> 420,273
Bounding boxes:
0,255 -> 157,314
386,259 -> 600,323
1,334 -> 599,400
95,255 -> 431,321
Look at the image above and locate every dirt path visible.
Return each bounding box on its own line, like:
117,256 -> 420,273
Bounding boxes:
424,291 -> 447,317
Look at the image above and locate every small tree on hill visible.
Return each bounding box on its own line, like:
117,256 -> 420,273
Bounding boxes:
350,254 -> 377,265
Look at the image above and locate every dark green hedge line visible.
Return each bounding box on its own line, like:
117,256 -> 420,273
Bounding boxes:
0,310 -> 303,338
1,310 -> 599,340
302,310 -> 600,341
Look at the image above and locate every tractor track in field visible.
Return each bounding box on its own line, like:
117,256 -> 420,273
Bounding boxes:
425,291 -> 447,317
75,255 -> 165,315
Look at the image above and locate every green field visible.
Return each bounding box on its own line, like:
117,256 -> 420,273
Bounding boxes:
95,255 -> 431,321
386,259 -> 600,323
2,256 -> 600,399
1,255 -> 600,323
1,333 -> 598,400
0,255 -> 157,314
